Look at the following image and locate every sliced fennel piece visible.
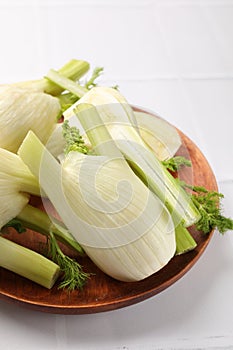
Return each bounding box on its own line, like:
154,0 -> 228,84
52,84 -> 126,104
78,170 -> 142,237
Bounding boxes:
18,119 -> 176,282
0,235 -> 60,288
0,147 -> 40,228
133,111 -> 182,160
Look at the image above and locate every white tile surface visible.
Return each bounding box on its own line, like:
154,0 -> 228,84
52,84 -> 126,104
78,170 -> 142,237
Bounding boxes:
0,0 -> 233,349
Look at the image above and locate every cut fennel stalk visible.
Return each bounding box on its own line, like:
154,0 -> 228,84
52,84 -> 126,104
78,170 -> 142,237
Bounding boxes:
13,59 -> 90,96
16,204 -> 84,255
0,235 -> 60,289
18,106 -> 177,282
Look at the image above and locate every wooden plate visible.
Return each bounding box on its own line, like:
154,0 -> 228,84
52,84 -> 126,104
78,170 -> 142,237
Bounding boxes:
0,109 -> 218,314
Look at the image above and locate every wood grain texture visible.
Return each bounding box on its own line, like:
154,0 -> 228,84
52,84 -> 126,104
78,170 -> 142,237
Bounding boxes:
0,109 -> 218,314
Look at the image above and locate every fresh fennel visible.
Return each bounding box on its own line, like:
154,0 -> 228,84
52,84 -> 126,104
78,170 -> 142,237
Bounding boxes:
1,57 -> 232,289
45,70 -> 200,227
18,105 -> 177,282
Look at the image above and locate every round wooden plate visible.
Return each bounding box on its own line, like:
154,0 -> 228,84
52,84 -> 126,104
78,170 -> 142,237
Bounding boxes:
0,109 -> 218,314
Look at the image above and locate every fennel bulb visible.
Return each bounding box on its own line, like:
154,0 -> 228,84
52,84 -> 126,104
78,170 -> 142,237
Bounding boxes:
61,86 -> 200,227
18,106 -> 176,282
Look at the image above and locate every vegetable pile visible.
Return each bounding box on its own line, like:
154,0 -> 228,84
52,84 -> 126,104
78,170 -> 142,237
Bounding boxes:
0,59 -> 232,290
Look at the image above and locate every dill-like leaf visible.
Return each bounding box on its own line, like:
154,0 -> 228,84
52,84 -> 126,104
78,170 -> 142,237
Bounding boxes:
162,156 -> 192,172
85,67 -> 104,90
182,183 -> 233,234
47,231 -> 90,291
191,186 -> 233,234
163,158 -> 233,234
62,120 -> 89,155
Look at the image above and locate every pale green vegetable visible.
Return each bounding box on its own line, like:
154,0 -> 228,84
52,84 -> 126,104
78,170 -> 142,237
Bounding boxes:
18,105 -> 176,282
44,75 -> 198,254
59,86 -> 200,228
0,235 -> 60,289
0,59 -> 89,153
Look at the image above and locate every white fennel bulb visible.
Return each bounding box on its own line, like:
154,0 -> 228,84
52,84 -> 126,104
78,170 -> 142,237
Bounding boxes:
18,107 -> 176,282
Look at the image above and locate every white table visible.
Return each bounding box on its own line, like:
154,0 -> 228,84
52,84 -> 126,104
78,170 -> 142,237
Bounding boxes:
0,1 -> 233,349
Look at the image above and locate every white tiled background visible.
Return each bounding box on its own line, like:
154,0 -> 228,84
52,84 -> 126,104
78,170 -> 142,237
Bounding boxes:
0,1 -> 233,349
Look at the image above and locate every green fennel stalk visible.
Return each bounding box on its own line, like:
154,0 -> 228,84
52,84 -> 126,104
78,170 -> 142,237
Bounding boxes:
4,204 -> 89,290
0,235 -> 60,289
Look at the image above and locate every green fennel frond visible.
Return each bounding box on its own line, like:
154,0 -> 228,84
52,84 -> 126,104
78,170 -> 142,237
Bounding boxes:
180,182 -> 233,234
62,120 -> 89,155
85,67 -> 104,90
162,156 -> 192,172
163,157 -> 233,234
191,186 -> 233,234
47,231 -> 90,290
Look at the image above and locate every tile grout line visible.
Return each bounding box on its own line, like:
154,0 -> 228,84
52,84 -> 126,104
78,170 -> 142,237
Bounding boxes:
0,0 -> 233,8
